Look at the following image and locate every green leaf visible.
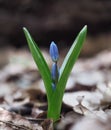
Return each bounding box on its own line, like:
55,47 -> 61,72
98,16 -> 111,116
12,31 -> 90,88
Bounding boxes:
48,25 -> 87,121
23,27 -> 52,97
57,25 -> 87,94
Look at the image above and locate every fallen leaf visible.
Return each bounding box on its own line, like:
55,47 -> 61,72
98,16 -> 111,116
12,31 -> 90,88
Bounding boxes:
0,108 -> 43,130
63,91 -> 102,112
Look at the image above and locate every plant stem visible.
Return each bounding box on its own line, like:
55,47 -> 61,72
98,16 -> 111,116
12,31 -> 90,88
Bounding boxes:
47,89 -> 62,122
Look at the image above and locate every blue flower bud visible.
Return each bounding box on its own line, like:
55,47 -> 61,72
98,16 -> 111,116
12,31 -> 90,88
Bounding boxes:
51,63 -> 59,83
49,41 -> 59,62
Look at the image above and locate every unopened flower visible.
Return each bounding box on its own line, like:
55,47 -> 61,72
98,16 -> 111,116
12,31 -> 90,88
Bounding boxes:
49,41 -> 59,62
51,63 -> 59,83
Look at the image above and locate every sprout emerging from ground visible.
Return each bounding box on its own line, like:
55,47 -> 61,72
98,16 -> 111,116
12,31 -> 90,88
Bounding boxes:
23,25 -> 87,121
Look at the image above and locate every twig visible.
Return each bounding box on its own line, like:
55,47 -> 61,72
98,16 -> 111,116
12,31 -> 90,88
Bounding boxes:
0,120 -> 33,130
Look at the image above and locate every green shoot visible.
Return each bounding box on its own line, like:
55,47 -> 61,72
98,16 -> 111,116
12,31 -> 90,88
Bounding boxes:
23,25 -> 87,121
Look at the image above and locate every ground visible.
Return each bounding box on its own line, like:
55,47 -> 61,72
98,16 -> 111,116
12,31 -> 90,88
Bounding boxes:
0,47 -> 111,130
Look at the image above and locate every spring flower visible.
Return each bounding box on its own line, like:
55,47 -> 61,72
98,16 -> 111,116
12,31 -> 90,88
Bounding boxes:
49,41 -> 59,62
23,25 -> 87,121
51,63 -> 59,83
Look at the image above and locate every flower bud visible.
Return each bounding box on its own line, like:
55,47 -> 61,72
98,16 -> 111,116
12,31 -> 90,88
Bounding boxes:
51,63 -> 59,83
49,41 -> 59,62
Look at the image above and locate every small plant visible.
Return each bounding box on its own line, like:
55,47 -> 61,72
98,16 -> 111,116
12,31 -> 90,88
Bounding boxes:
23,25 -> 87,121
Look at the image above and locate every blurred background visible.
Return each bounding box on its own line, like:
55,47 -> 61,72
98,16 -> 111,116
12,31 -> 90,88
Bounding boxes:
0,0 -> 111,56
0,1 -> 111,128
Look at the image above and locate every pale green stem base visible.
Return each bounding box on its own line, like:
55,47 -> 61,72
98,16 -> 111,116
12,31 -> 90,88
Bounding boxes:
47,91 -> 62,122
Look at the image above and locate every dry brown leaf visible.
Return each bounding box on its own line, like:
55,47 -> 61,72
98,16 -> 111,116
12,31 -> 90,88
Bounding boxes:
63,91 -> 102,113
56,111 -> 82,130
41,119 -> 53,130
0,108 -> 43,130
73,96 -> 90,115
97,82 -> 111,103
71,111 -> 111,130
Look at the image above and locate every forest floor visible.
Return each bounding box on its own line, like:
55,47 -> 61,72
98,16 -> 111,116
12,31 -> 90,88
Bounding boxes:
0,47 -> 111,130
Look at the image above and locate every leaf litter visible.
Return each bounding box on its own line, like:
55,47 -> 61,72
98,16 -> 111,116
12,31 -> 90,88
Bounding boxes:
0,48 -> 111,129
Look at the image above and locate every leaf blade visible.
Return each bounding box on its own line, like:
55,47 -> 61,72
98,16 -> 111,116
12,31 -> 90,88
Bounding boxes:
23,27 -> 52,96
57,25 -> 87,93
